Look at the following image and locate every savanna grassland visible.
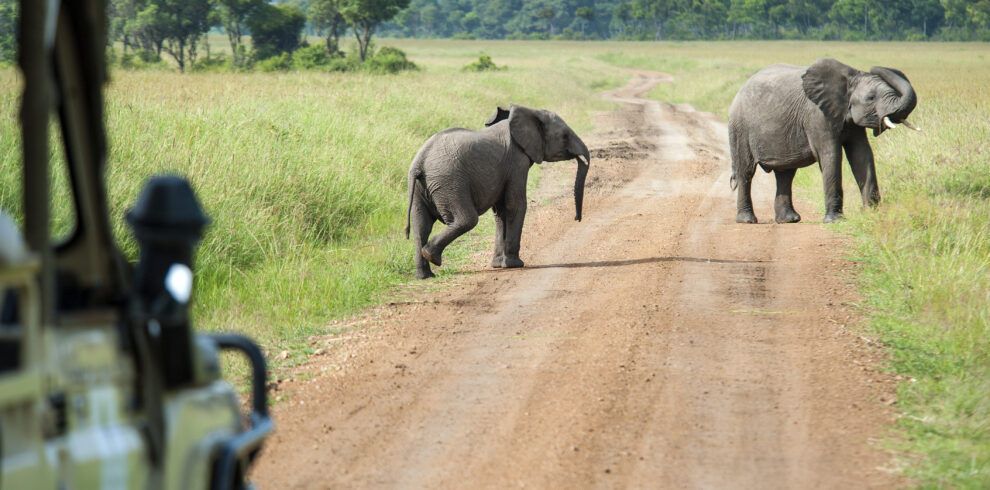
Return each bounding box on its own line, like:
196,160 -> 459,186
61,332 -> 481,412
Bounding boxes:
0,40 -> 987,486
0,42 -> 624,348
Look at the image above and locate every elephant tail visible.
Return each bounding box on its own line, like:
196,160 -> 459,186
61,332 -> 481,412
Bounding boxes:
405,163 -> 422,239
727,119 -> 744,192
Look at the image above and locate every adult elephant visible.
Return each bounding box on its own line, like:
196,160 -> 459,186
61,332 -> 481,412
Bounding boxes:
405,105 -> 590,279
729,58 -> 919,224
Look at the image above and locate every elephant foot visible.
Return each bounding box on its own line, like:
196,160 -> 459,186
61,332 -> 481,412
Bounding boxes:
416,269 -> 435,280
421,247 -> 442,266
503,256 -> 524,268
774,210 -> 801,223
823,212 -> 844,223
491,254 -> 505,268
735,211 -> 758,224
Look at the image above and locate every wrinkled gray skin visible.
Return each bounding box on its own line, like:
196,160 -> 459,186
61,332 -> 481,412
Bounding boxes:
729,58 -> 918,223
405,104 -> 591,279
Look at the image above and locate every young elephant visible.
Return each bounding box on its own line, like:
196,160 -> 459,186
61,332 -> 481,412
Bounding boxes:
729,58 -> 919,224
405,105 -> 590,279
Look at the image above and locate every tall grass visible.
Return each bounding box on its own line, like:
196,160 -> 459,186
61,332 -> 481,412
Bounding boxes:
0,42 -> 623,351
599,41 -> 990,487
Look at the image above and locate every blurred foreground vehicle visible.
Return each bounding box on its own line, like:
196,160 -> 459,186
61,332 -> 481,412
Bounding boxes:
0,1 -> 272,488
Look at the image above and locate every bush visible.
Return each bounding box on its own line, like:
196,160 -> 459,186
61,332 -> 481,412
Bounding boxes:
192,54 -> 231,73
362,46 -> 417,74
325,53 -> 362,72
256,53 -> 292,72
115,49 -> 166,70
136,49 -> 162,64
292,44 -> 334,70
462,54 -> 503,72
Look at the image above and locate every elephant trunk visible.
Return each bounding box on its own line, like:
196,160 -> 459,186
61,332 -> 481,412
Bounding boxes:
574,150 -> 590,222
565,133 -> 590,221
870,66 -> 917,122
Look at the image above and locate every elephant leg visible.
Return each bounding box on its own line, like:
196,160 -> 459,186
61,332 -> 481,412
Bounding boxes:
421,194 -> 479,267
819,146 -> 844,223
730,129 -> 758,223
491,201 -> 506,268
734,166 -> 758,224
410,192 -> 437,279
499,186 -> 527,269
843,129 -> 880,207
773,168 -> 801,223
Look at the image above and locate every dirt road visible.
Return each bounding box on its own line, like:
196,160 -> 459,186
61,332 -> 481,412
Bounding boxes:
252,70 -> 902,489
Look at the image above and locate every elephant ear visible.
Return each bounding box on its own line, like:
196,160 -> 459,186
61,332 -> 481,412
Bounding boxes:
485,106 -> 510,127
508,105 -> 546,163
802,58 -> 859,134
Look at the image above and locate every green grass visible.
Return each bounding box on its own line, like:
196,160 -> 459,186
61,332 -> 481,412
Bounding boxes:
0,41 -> 623,352
600,41 -> 990,487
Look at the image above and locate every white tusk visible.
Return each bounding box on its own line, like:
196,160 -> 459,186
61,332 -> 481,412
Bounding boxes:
883,116 -> 897,129
901,119 -> 922,131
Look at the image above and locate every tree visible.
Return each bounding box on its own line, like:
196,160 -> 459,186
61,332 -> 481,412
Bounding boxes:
309,0 -> 346,54
214,0 -> 262,67
537,6 -> 556,35
968,0 -> 990,29
0,0 -> 17,64
124,0 -> 211,71
108,0 -> 134,52
339,0 -> 411,61
461,11 -> 481,33
908,0 -> 944,37
945,0 -> 990,37
247,3 -> 306,60
728,0 -> 765,37
128,2 -> 167,55
418,3 -> 440,35
153,0 -> 213,71
632,0 -> 680,39
829,0 -> 869,37
575,6 -> 595,34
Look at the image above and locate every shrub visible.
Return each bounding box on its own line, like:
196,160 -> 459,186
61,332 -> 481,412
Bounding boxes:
136,49 -> 162,64
256,53 -> 292,72
362,46 -> 417,74
116,49 -> 166,70
192,54 -> 231,73
462,54 -> 503,72
292,44 -> 334,70
325,53 -> 362,72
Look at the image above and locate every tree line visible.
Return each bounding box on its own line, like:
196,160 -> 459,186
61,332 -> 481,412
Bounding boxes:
381,0 -> 989,41
0,0 -> 413,71
105,0 -> 412,71
1,0 -> 988,70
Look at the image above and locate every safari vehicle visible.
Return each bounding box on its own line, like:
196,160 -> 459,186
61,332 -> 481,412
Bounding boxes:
0,0 -> 272,488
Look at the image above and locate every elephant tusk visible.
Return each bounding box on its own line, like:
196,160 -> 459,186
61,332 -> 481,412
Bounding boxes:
901,119 -> 922,131
883,116 -> 898,129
